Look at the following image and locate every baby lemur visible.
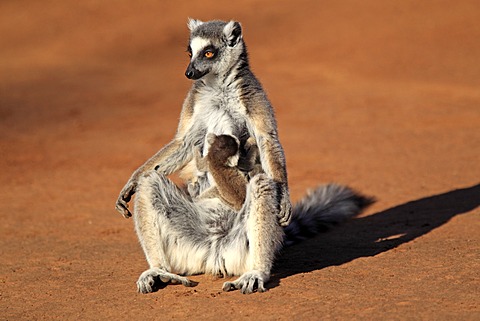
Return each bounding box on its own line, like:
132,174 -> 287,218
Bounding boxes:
193,133 -> 262,211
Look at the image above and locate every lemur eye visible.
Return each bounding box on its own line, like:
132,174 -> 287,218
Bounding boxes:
187,52 -> 192,58
204,51 -> 214,59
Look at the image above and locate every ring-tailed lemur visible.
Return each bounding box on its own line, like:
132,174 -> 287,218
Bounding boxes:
115,19 -> 373,294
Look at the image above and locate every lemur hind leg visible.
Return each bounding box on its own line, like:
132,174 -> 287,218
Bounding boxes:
222,173 -> 284,294
134,170 -> 207,293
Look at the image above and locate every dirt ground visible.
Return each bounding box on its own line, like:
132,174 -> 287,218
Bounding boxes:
1,1 -> 479,320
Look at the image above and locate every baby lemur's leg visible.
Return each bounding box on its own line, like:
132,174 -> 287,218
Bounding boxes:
222,173 -> 284,294
198,186 -> 221,199
134,170 -> 207,293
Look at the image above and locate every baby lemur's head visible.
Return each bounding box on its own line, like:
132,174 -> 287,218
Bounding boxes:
206,133 -> 240,166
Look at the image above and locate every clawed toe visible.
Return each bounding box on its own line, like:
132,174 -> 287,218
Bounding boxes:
222,282 -> 235,292
136,269 -> 197,294
184,279 -> 199,287
222,271 -> 268,294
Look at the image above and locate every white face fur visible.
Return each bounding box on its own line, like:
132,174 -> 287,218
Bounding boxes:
189,37 -> 211,60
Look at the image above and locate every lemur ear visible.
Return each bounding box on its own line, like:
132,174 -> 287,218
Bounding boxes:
187,18 -> 204,31
206,133 -> 217,145
223,21 -> 242,47
232,135 -> 240,148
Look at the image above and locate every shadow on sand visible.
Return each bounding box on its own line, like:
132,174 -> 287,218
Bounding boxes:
271,183 -> 480,283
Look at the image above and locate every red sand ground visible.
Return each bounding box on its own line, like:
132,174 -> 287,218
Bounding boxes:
1,1 -> 479,320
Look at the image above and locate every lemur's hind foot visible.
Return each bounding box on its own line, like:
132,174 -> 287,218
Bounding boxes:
136,268 -> 198,294
222,270 -> 268,294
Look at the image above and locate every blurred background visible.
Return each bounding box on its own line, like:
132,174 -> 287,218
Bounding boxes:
1,1 -> 479,319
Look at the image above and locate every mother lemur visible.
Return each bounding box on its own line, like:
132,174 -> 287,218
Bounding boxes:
115,19 -> 371,294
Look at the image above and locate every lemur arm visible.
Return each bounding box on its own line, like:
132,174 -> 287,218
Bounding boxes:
115,92 -> 197,218
246,102 -> 292,226
247,106 -> 287,183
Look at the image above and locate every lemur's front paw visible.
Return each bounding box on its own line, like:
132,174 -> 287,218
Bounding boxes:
277,187 -> 292,227
115,181 -> 137,218
115,198 -> 131,218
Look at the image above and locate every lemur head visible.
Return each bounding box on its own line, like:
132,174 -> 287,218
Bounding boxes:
206,133 -> 240,166
185,19 -> 246,80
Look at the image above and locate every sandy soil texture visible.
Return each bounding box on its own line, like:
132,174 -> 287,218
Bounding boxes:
1,1 -> 479,320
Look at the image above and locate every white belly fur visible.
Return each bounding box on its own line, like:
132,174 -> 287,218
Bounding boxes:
193,86 -> 247,186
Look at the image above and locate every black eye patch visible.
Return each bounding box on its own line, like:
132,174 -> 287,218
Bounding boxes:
201,45 -> 218,59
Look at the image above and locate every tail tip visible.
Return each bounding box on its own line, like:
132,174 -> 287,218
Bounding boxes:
351,190 -> 376,213
311,183 -> 376,218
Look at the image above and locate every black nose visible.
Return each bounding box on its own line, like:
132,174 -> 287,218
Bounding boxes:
185,64 -> 207,80
185,70 -> 195,79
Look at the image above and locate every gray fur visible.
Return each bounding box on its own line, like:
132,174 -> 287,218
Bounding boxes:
134,171 -> 283,293
115,19 -> 371,294
284,184 -> 375,246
